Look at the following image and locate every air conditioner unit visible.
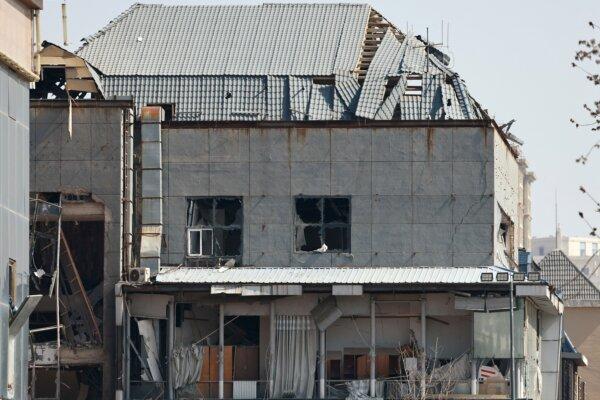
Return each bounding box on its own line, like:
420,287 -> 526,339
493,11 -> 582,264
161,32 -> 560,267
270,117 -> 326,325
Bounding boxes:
129,267 -> 150,283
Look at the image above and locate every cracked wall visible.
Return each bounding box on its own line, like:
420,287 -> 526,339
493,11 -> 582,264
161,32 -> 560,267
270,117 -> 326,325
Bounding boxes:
162,125 -> 507,267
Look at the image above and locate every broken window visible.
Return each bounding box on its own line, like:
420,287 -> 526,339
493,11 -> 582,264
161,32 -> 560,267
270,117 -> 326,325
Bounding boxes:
498,208 -> 515,260
187,197 -> 243,257
295,197 -> 350,252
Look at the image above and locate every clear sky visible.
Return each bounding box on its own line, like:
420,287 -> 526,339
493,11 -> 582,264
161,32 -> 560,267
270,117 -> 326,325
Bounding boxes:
39,0 -> 600,238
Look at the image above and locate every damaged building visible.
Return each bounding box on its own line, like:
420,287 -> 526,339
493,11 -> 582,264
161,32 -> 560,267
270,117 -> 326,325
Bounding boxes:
25,3 -> 566,400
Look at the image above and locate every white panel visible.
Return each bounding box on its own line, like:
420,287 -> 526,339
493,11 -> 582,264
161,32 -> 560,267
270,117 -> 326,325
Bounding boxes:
332,285 -> 363,296
454,296 -> 485,311
129,294 -> 172,319
233,381 -> 257,399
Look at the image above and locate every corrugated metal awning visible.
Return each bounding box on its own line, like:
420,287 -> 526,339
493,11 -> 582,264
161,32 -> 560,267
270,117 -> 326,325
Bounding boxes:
155,266 -> 509,285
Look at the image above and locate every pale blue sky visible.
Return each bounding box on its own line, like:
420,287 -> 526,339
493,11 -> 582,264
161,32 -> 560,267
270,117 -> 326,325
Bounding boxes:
39,0 -> 600,238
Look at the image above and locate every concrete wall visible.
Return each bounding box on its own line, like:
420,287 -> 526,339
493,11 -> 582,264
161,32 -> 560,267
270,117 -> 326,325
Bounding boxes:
29,101 -> 128,399
162,125 -> 501,267
563,307 -> 600,399
494,131 -> 521,266
0,0 -> 34,75
0,62 -> 30,399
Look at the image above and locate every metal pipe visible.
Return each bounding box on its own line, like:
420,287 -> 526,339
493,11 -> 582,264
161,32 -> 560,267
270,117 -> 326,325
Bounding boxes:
509,279 -> 516,400
218,303 -> 224,399
269,301 -> 276,397
61,3 -> 68,46
319,329 -> 326,399
370,298 -> 376,397
556,311 -> 564,400
55,197 -> 62,400
420,296 -> 426,400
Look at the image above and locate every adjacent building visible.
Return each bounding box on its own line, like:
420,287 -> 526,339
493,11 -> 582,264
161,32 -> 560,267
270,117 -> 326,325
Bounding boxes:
26,3 -> 566,400
540,250 -> 600,400
0,0 -> 43,399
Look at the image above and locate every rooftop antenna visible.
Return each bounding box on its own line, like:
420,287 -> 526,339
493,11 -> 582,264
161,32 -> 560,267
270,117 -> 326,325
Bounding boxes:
555,189 -> 559,249
61,2 -> 69,46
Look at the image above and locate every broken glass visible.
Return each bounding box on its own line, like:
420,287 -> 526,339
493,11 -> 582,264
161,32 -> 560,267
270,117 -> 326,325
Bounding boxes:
214,198 -> 243,226
324,226 -> 349,251
295,198 -> 322,223
296,225 -> 322,251
187,198 -> 213,226
324,198 -> 349,223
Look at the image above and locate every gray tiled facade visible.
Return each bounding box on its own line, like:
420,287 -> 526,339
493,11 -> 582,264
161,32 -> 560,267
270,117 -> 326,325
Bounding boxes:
29,101 -> 128,398
162,125 -> 497,267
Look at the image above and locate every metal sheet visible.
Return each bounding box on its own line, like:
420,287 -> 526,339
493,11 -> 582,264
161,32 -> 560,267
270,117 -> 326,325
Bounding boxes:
156,266 -> 509,285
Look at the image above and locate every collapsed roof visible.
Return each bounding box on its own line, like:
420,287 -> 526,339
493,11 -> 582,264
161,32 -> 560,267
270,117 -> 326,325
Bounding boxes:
76,3 -> 485,121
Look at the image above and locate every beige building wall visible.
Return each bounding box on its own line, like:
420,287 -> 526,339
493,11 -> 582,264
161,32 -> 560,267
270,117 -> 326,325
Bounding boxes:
0,0 -> 35,74
563,307 -> 600,399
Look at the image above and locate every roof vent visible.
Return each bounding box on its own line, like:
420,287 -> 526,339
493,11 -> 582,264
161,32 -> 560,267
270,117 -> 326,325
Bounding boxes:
405,74 -> 423,96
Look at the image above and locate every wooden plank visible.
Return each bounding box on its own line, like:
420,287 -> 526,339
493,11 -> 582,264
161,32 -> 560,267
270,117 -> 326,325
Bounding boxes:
60,230 -> 102,343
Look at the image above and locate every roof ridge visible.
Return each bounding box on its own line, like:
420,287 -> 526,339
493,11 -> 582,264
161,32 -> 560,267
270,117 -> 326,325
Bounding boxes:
75,2 -> 145,55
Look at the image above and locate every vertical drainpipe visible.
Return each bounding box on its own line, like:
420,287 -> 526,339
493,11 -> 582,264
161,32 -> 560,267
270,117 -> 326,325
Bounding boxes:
122,108 -> 134,275
319,329 -> 325,398
139,106 -> 164,273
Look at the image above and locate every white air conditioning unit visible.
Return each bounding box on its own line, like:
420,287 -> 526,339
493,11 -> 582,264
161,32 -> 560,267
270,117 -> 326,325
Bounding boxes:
129,267 -> 150,283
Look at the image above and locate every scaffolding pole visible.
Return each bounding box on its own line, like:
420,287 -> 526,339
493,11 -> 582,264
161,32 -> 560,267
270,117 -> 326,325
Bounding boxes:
54,196 -> 63,400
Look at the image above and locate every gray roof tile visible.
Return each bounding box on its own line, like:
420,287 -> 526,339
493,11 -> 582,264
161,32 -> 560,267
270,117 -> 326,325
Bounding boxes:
85,3 -> 484,122
539,250 -> 600,302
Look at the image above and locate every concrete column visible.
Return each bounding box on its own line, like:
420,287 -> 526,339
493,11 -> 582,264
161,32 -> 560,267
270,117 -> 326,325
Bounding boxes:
219,303 -> 224,399
470,359 -> 478,395
269,301 -> 276,397
123,300 -> 130,400
167,300 -> 175,400
420,296 -> 426,399
319,329 -> 326,398
370,298 -> 376,397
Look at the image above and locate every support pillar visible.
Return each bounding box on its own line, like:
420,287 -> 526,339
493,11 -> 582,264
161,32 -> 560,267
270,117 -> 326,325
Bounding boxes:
420,296 -> 426,400
219,303 -> 224,399
167,300 -> 175,400
319,329 -> 326,398
370,298 -> 376,397
269,301 -> 276,397
470,359 -> 478,395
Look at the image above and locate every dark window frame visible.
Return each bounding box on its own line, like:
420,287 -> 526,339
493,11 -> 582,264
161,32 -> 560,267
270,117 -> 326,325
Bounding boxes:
186,197 -> 243,258
294,196 -> 351,253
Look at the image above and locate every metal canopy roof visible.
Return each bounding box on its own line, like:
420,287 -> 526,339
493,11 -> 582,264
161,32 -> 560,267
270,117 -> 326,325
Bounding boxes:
155,266 -> 508,285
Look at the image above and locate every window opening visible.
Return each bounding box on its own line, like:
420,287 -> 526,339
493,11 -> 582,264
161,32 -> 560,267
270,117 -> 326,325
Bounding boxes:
405,74 -> 423,96
295,197 -> 350,252
187,197 -> 242,257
